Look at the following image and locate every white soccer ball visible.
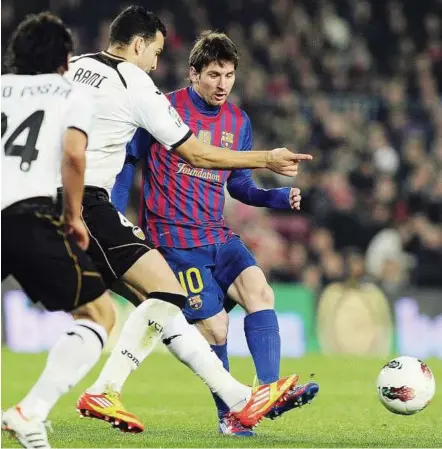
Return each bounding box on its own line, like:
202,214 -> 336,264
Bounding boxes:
377,356 -> 436,415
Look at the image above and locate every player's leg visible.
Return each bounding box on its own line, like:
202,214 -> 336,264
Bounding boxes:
220,238 -> 319,418
72,188 -> 186,390
195,309 -> 257,436
84,250 -> 186,394
120,246 -> 253,404
74,201 -> 253,430
195,308 -> 231,418
80,280 -> 299,432
172,240 -> 263,434
157,246 -> 247,418
83,245 -> 244,430
76,195 -> 300,431
155,247 -> 255,436
209,237 -> 280,386
162,309 -> 300,430
83,245 -> 251,403
227,266 -> 281,385
80,270 -> 254,433
1,207 -> 113,448
14,294 -> 114,420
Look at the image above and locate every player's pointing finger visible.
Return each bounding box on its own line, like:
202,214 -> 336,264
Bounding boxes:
290,153 -> 313,161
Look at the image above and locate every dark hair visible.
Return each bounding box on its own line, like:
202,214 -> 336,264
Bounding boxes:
5,12 -> 73,75
189,31 -> 239,73
109,6 -> 167,46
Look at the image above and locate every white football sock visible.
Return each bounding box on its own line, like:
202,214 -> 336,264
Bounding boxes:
87,298 -> 179,394
163,313 -> 252,412
87,299 -> 251,412
18,319 -> 107,421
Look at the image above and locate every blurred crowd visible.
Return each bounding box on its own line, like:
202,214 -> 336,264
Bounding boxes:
2,0 -> 442,292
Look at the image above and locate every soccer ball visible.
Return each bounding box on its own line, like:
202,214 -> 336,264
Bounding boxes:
376,356 -> 436,415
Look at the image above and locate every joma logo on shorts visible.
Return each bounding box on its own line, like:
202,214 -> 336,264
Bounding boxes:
121,349 -> 140,366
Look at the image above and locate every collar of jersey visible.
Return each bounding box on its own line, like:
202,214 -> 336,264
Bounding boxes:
188,86 -> 221,117
101,50 -> 126,61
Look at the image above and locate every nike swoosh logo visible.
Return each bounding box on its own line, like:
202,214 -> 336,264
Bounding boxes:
162,334 -> 182,345
67,331 -> 84,341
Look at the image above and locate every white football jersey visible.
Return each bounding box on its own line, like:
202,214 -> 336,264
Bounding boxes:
65,51 -> 192,192
1,73 -> 93,210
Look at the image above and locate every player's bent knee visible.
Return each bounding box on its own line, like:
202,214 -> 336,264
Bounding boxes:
244,284 -> 275,313
72,292 -> 116,334
261,284 -> 275,308
196,311 -> 229,345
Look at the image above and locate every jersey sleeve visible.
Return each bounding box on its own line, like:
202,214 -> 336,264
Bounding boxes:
239,111 -> 253,151
112,128 -> 152,213
228,111 -> 253,178
227,111 -> 292,209
63,87 -> 95,137
126,128 -> 152,161
121,64 -> 192,150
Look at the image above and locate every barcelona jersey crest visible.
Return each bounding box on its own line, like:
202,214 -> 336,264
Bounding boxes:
221,131 -> 234,148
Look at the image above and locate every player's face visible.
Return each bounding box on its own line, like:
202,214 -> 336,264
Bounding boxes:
135,31 -> 164,73
191,61 -> 236,106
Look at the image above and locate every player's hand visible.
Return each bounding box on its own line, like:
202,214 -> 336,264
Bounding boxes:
290,187 -> 302,210
64,215 -> 90,251
267,148 -> 313,177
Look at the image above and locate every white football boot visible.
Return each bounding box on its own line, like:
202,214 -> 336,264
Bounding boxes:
2,406 -> 50,448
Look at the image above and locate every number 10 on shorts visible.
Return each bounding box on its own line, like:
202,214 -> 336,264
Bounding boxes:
177,268 -> 203,296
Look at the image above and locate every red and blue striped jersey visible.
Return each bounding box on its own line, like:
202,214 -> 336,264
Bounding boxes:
112,87 -> 292,247
131,87 -> 253,248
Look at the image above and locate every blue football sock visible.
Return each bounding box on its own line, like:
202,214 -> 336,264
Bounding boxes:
210,343 -> 230,419
244,309 -> 281,384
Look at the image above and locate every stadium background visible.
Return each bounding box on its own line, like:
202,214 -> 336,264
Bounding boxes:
2,0 -> 441,360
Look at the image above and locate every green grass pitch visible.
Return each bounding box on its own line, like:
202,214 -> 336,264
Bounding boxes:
2,349 -> 441,448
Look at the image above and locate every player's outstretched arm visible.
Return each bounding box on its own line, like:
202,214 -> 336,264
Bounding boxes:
129,73 -> 312,177
176,135 -> 313,176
